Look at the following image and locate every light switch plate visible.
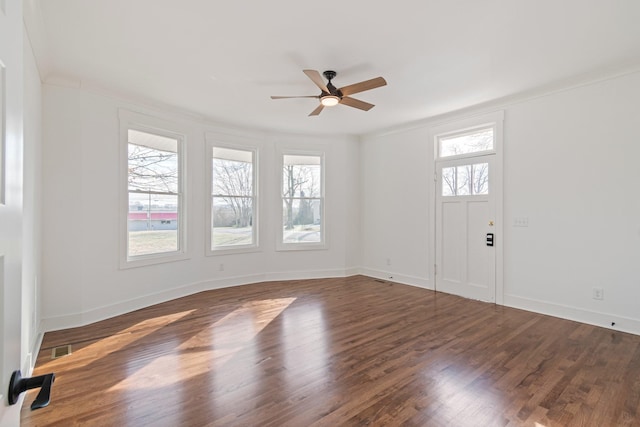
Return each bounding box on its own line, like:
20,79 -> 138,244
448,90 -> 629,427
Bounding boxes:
513,217 -> 529,227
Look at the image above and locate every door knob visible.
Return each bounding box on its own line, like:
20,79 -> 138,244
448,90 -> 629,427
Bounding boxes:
7,370 -> 55,410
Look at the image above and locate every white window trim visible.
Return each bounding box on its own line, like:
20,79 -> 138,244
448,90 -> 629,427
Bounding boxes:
277,149 -> 326,251
205,135 -> 259,256
434,112 -> 503,163
119,109 -> 190,269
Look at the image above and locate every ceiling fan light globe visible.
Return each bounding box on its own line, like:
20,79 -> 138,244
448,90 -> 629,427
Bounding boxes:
320,95 -> 340,107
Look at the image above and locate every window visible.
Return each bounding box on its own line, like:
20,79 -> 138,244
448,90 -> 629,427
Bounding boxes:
280,153 -> 324,249
120,110 -> 187,267
210,146 -> 257,252
438,126 -> 494,158
442,162 -> 489,196
127,129 -> 183,259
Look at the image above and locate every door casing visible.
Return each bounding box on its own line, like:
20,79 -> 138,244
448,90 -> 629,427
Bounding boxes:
429,111 -> 504,305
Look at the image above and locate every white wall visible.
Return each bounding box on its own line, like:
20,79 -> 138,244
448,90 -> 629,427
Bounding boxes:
360,70 -> 640,334
360,126 -> 432,287
502,72 -> 640,332
22,27 -> 43,371
41,85 -> 360,331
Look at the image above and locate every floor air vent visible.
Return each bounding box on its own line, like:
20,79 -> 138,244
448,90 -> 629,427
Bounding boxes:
51,345 -> 72,359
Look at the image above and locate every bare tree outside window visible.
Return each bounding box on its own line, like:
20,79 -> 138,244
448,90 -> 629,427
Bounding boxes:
282,155 -> 322,244
211,147 -> 255,249
128,145 -> 178,193
283,164 -> 318,230
442,163 -> 489,197
439,127 -> 492,197
127,129 -> 181,257
472,163 -> 489,194
439,127 -> 493,158
442,167 -> 456,196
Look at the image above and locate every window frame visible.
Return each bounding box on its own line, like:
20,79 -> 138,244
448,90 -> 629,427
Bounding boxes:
436,123 -> 497,161
205,138 -> 259,256
119,110 -> 189,269
441,160 -> 491,198
277,150 -> 326,251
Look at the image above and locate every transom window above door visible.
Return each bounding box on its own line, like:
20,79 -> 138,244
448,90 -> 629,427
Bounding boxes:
438,126 -> 494,158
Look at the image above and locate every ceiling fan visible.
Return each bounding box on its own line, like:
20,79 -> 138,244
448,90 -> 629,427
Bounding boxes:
271,70 -> 387,116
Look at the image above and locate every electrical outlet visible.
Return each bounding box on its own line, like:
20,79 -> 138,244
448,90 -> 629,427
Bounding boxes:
513,217 -> 529,227
386,258 -> 391,266
592,287 -> 604,300
219,263 -> 225,272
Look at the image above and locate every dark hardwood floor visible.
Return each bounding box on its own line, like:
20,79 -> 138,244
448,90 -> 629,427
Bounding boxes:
21,276 -> 640,426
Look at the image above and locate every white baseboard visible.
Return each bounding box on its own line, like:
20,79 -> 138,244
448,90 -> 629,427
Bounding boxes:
504,294 -> 640,336
358,268 -> 432,289
40,268 -> 361,332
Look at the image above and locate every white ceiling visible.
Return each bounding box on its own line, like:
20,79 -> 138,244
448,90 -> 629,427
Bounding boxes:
26,0 -> 640,136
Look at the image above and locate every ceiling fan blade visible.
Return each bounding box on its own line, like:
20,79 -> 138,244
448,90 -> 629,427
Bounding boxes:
340,96 -> 375,111
271,95 -> 319,99
303,69 -> 330,93
339,77 -> 387,96
309,104 -> 324,116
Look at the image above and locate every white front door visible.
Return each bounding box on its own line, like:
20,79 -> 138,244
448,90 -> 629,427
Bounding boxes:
0,0 -> 25,424
435,155 -> 496,302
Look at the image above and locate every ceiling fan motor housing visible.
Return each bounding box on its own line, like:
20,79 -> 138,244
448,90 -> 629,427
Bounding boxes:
322,71 -> 341,97
323,70 -> 337,80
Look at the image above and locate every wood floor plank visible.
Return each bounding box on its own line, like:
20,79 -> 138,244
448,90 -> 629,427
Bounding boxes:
20,276 -> 640,426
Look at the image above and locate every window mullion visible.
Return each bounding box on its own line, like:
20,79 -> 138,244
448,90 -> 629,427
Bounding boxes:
129,189 -> 178,196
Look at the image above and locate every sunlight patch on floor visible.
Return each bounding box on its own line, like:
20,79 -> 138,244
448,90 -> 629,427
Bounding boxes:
37,309 -> 196,370
282,303 -> 329,387
109,298 -> 296,391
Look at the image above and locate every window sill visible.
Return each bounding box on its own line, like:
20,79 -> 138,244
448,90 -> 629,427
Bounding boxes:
120,252 -> 190,269
276,242 -> 327,252
207,245 -> 261,256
